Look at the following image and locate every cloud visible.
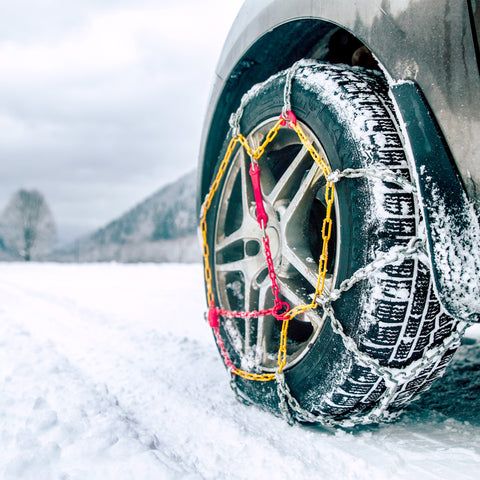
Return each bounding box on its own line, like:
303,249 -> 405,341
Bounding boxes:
0,0 -> 243,243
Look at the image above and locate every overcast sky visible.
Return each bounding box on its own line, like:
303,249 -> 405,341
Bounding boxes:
0,0 -> 244,244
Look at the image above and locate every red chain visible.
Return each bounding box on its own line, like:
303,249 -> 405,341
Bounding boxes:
250,160 -> 290,319
207,161 -> 289,321
216,306 -> 277,319
209,154 -> 290,373
213,327 -> 234,370
249,162 -> 268,228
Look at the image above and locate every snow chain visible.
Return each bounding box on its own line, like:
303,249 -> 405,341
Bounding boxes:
200,60 -> 470,428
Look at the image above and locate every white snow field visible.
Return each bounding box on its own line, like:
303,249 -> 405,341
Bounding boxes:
0,263 -> 479,480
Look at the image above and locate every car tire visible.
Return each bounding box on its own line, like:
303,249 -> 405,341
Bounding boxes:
204,61 -> 461,423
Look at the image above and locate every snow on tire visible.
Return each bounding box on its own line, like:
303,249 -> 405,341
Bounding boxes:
204,61 -> 461,424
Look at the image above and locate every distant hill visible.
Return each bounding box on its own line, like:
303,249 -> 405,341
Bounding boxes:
52,171 -> 200,263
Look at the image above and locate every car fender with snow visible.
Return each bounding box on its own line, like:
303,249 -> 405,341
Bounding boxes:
197,0 -> 480,426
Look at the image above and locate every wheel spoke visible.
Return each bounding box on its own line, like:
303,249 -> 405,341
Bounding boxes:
277,275 -> 313,308
281,165 -> 320,283
215,254 -> 264,280
265,146 -> 311,205
279,164 -> 334,291
281,246 -> 319,288
215,229 -> 244,254
255,279 -> 275,363
283,163 -> 321,226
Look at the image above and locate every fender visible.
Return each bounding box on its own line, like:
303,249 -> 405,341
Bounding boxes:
392,82 -> 480,322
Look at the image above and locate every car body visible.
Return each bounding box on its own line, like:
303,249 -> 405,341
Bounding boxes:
198,0 -> 480,321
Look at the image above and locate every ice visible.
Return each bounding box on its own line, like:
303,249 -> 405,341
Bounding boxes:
0,262 -> 479,479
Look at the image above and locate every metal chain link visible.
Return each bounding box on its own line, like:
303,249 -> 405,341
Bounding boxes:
274,232 -> 470,427
229,91 -> 251,137
327,167 -> 417,193
319,236 -> 425,306
275,227 -> 469,426
205,60 -> 472,428
276,316 -> 469,427
282,60 -> 302,118
280,62 -> 470,426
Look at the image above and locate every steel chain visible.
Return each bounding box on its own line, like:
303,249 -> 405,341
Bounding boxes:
327,167 -> 417,193
282,60 -> 301,118
203,61 -> 471,428
318,236 -> 425,305
276,316 -> 469,427
275,236 -> 470,426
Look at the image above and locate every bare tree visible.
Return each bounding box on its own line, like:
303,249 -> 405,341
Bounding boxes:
0,189 -> 56,261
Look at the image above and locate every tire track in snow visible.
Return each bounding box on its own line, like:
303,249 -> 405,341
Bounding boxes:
0,274 -> 214,478
0,309 -> 198,479
1,264 -> 480,480
0,269 -> 396,479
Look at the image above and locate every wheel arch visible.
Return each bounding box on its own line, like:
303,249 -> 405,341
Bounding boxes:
198,17 -> 377,210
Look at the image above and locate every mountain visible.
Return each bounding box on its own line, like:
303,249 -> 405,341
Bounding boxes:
52,171 -> 200,263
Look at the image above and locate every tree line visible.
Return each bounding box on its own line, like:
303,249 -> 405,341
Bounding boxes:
0,189 -> 56,261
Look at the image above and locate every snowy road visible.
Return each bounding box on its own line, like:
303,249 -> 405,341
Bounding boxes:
0,263 -> 479,479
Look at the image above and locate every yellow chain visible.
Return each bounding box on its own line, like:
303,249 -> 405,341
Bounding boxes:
200,116 -> 335,380
236,117 -> 284,160
252,118 -> 284,159
200,136 -> 239,307
232,367 -> 276,382
275,122 -> 335,375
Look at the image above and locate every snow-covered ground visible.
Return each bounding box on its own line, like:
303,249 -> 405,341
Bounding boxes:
0,263 -> 479,480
